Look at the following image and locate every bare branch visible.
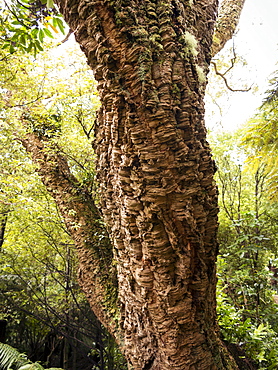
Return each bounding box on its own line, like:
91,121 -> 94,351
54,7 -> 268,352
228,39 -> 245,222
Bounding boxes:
211,61 -> 252,92
60,29 -> 74,43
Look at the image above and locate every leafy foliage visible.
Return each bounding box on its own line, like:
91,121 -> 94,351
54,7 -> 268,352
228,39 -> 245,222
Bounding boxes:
0,341 -> 29,370
210,131 -> 278,369
0,0 -> 66,55
242,72 -> 278,200
217,279 -> 278,369
0,42 -> 126,370
0,341 -> 62,370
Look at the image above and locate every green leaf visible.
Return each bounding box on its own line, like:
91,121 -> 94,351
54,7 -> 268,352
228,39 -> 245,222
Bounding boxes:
42,28 -> 54,39
38,29 -> 44,43
31,28 -> 39,37
19,34 -> 27,46
9,44 -> 15,54
11,21 -> 23,26
53,17 -> 65,34
34,40 -> 43,52
26,42 -> 33,53
10,33 -> 19,42
2,43 -> 10,50
252,323 -> 268,340
46,0 -> 54,8
18,365 -> 35,370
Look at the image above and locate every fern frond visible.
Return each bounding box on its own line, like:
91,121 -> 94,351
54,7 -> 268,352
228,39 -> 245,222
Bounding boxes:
0,342 -> 29,370
0,343 -> 63,370
18,364 -> 44,370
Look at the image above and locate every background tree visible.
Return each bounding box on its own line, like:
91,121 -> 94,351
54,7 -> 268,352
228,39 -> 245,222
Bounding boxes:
0,44 -> 127,370
242,72 -> 278,200
0,0 -> 65,54
209,129 -> 278,369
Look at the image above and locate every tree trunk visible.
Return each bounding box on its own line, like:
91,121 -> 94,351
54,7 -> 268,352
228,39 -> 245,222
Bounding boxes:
32,0 -> 244,368
0,208 -> 8,251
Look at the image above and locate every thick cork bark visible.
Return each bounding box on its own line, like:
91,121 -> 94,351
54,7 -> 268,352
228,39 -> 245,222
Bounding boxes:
44,0 -> 241,368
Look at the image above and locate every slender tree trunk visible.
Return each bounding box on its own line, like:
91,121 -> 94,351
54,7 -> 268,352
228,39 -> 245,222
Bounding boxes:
0,208 -> 8,251
20,133 -> 121,343
0,320 -> 7,343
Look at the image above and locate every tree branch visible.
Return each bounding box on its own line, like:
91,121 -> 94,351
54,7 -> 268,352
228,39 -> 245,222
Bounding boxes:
211,60 -> 251,92
18,125 -> 121,344
212,0 -> 246,56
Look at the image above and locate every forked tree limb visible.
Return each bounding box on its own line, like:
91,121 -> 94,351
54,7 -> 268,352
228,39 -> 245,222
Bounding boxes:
211,61 -> 252,92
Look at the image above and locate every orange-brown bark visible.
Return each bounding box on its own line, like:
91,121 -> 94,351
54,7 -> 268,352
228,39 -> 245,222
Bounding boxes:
49,0 -> 241,368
